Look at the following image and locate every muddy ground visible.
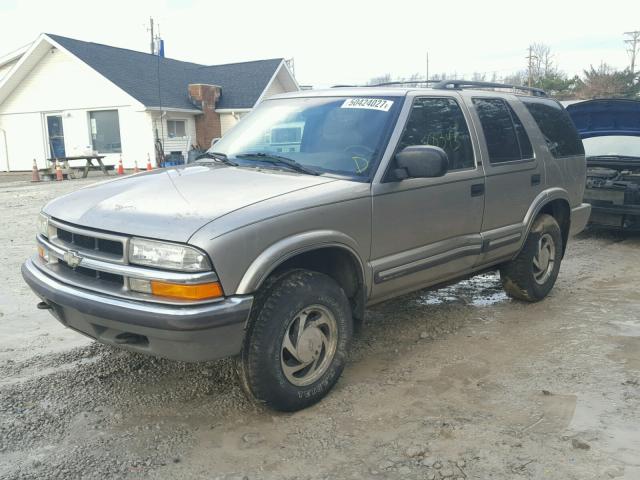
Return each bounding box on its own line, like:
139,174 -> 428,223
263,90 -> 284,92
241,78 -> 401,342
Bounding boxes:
0,174 -> 639,480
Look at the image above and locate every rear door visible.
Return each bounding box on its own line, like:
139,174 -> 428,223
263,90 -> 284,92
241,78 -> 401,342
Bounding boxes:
369,92 -> 485,301
461,93 -> 544,265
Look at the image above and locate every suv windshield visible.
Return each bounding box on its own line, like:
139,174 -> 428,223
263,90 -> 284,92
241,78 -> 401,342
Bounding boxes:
207,96 -> 400,179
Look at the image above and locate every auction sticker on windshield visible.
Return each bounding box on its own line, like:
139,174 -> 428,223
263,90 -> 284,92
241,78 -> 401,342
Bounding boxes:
341,98 -> 393,112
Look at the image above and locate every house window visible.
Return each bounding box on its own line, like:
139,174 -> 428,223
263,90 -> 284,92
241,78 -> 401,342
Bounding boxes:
89,110 -> 122,153
167,120 -> 186,138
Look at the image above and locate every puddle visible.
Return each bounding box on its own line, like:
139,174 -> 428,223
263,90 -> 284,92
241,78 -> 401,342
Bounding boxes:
418,273 -> 508,307
609,319 -> 640,338
570,392 -> 640,469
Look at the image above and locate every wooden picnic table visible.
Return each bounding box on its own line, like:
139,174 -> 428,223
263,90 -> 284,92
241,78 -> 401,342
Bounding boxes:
48,155 -> 109,178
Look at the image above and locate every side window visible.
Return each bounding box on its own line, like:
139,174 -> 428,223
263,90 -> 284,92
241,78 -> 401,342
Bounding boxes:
521,97 -> 585,158
397,97 -> 474,171
472,98 -> 533,163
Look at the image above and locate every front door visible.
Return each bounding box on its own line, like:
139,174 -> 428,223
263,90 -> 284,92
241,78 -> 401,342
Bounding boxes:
46,114 -> 66,159
370,93 -> 485,301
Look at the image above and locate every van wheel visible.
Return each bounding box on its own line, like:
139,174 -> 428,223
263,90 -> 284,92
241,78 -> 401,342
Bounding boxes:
236,270 -> 352,412
500,214 -> 563,302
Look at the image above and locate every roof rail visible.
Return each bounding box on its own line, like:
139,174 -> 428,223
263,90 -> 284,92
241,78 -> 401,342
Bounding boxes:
432,80 -> 547,97
332,80 -> 442,88
368,80 -> 442,87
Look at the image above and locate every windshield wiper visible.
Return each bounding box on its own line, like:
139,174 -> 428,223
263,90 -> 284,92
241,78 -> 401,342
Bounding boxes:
235,152 -> 319,176
195,151 -> 238,166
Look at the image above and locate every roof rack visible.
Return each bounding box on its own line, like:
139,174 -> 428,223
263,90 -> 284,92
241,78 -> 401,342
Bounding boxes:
331,80 -> 441,88
432,80 -> 547,97
368,80 -> 442,87
330,79 -> 548,97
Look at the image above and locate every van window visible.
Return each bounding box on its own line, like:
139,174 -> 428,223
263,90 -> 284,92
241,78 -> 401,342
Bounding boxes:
521,97 -> 584,158
397,97 -> 474,170
472,98 -> 533,163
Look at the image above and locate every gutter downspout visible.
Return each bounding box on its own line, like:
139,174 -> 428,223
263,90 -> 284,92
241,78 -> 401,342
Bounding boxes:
0,128 -> 9,172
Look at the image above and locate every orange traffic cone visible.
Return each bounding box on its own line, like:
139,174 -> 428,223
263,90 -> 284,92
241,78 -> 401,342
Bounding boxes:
133,160 -> 140,174
55,162 -> 64,181
31,159 -> 41,183
146,154 -> 153,171
117,155 -> 124,175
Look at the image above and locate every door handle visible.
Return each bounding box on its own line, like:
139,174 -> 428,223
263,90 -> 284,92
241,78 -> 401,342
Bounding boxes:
531,173 -> 541,186
470,183 -> 485,197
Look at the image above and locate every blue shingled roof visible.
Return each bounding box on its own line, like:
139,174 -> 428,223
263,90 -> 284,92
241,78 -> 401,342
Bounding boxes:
46,34 -> 284,110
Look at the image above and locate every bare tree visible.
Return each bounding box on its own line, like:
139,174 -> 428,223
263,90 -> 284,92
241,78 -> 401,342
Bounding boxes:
366,73 -> 392,86
503,70 -> 527,86
527,43 -> 556,84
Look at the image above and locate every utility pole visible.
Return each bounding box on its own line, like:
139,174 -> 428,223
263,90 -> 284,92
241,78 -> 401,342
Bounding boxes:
426,52 -> 429,81
526,45 -> 538,87
624,30 -> 640,75
148,17 -> 155,54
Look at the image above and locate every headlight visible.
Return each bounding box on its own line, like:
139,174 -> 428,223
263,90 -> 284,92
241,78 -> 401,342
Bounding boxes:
37,213 -> 49,238
128,238 -> 212,272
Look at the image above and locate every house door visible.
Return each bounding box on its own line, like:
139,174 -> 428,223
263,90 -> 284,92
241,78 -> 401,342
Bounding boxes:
46,114 -> 66,159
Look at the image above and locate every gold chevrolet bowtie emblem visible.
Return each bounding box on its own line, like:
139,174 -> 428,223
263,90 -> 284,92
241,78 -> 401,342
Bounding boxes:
64,250 -> 83,269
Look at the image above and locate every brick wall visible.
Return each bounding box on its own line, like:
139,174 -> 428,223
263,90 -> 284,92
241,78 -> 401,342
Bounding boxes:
188,84 -> 222,149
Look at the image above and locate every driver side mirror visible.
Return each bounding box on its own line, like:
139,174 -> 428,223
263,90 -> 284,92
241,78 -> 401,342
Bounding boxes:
393,145 -> 448,180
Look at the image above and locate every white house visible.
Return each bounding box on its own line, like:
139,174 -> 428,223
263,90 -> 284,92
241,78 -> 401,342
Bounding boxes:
0,34 -> 299,171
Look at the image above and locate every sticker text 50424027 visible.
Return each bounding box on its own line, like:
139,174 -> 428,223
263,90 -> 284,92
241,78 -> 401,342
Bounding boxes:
341,98 -> 393,112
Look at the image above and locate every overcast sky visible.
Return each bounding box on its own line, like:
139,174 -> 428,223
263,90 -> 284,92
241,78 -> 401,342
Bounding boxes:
1,0 -> 638,87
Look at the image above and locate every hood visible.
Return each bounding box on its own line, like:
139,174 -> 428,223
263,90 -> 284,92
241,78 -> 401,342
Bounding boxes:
43,165 -> 337,243
566,99 -> 640,139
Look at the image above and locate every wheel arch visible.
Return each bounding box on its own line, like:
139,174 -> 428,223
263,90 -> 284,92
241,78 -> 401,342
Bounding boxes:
235,231 -> 368,323
519,188 -> 572,257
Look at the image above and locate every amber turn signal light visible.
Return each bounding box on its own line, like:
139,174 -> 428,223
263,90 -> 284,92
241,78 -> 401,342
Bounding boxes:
150,280 -> 224,300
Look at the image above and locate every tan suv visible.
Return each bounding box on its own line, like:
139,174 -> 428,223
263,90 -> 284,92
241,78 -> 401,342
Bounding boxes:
23,80 -> 590,411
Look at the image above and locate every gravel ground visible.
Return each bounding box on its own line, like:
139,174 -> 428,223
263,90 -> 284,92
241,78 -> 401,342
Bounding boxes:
1,174 -> 639,480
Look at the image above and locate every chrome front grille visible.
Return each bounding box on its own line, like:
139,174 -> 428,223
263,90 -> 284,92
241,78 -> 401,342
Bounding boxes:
56,228 -> 124,257
36,218 -> 219,305
49,218 -> 126,264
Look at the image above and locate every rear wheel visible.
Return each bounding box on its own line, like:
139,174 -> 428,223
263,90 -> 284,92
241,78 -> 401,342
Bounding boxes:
500,214 -> 563,302
237,270 -> 352,411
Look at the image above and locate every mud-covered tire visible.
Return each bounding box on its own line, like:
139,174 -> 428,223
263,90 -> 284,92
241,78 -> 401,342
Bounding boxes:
236,269 -> 352,412
500,214 -> 563,302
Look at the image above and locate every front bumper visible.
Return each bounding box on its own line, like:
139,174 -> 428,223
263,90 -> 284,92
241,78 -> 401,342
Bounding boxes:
587,203 -> 640,230
569,203 -> 592,236
21,258 -> 253,362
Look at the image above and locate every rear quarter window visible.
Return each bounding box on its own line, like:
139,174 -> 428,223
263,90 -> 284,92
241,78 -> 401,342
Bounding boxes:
520,97 -> 584,158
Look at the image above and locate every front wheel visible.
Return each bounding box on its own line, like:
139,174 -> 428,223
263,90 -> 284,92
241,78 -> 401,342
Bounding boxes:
236,270 -> 353,411
500,214 -> 563,302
